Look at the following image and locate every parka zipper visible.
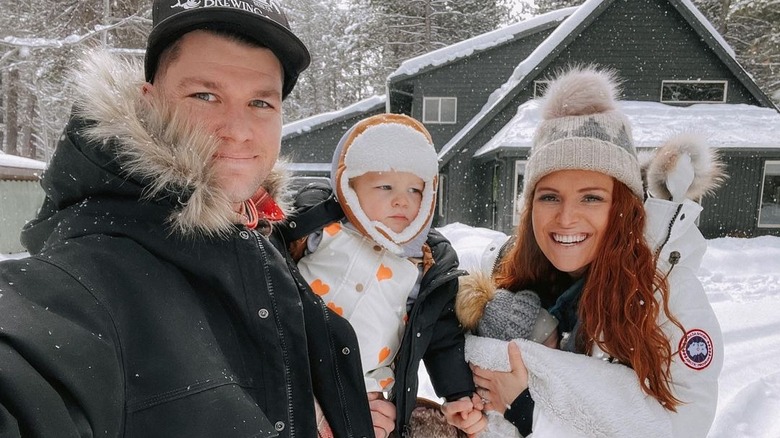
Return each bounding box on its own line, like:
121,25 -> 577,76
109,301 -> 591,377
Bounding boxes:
250,228 -> 296,437
276,231 -> 359,437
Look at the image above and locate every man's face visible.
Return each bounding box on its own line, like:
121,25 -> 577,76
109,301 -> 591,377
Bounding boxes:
143,30 -> 284,208
350,171 -> 425,233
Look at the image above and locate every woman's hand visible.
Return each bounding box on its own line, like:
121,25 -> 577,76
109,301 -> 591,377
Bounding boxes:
367,391 -> 396,438
441,394 -> 487,436
471,342 -> 528,414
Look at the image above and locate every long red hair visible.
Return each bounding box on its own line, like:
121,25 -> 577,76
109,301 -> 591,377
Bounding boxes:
495,179 -> 683,410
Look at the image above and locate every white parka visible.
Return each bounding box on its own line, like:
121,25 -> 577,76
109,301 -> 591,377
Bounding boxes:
467,196 -> 723,438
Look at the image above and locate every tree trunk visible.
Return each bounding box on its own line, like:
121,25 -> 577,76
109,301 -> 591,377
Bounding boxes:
0,72 -> 4,150
19,90 -> 37,159
4,67 -> 19,155
717,0 -> 731,34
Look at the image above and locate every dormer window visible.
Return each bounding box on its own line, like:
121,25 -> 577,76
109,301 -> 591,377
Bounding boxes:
534,81 -> 550,98
661,80 -> 727,103
423,97 -> 457,124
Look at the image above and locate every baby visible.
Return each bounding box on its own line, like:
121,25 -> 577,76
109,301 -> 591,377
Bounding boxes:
288,113 -> 479,436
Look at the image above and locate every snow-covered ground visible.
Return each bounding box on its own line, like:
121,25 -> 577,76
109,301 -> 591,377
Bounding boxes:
2,223 -> 778,436
416,223 -> 780,438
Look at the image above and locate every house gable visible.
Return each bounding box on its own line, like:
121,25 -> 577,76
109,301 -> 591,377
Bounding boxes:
436,0 -> 780,230
440,0 -> 775,168
387,9 -> 574,152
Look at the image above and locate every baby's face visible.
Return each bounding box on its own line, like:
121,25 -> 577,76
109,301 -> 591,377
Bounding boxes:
350,171 -> 425,233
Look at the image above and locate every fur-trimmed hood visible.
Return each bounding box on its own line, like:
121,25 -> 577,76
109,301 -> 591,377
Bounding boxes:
32,49 -> 291,239
640,133 -> 727,202
330,113 -> 439,257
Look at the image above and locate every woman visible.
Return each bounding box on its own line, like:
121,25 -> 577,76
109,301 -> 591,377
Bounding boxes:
444,66 -> 724,437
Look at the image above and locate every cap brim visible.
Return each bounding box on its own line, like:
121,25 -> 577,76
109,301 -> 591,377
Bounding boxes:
145,7 -> 310,97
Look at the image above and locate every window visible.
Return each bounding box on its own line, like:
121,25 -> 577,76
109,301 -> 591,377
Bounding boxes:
437,173 -> 447,218
758,161 -> 780,228
423,97 -> 457,124
513,160 -> 527,226
534,81 -> 550,98
660,80 -> 727,103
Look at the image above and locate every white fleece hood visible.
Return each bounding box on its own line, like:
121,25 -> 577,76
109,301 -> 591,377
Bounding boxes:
331,113 -> 439,257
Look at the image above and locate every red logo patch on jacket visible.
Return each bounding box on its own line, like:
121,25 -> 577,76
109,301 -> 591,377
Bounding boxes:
678,329 -> 714,370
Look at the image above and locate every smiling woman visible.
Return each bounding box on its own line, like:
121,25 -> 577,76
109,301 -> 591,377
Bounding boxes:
531,170 -> 613,277
444,66 -> 724,438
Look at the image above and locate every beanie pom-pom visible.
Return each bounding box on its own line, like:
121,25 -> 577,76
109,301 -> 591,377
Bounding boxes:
456,271 -> 497,332
541,66 -> 620,119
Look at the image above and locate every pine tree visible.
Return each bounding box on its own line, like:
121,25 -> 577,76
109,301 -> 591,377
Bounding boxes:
533,0 -> 585,14
0,0 -> 150,159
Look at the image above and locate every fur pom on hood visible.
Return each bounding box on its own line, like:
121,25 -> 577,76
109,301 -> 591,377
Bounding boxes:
640,133 -> 727,202
455,271 -> 497,332
69,50 -> 291,237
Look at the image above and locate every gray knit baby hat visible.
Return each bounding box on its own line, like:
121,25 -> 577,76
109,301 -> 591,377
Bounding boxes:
522,66 -> 644,203
477,289 -> 558,343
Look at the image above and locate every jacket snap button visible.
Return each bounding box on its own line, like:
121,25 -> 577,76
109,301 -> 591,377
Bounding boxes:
355,283 -> 364,292
257,308 -> 269,319
342,347 -> 350,355
289,221 -> 297,229
274,421 -> 285,431
373,245 -> 382,251
239,230 -> 250,240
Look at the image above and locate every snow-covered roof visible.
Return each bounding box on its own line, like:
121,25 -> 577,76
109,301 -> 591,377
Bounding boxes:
286,162 -> 330,172
283,95 -> 386,138
439,0 -> 753,164
475,101 -> 780,158
0,152 -> 46,170
678,0 -> 735,58
388,8 -> 575,81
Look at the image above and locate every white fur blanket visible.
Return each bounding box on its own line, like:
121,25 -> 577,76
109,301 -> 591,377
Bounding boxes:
465,335 -> 672,438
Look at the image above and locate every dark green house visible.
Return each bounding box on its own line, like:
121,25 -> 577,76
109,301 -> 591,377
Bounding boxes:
282,0 -> 780,238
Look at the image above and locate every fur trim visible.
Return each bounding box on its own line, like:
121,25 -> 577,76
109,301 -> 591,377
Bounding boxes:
542,66 -> 620,119
455,271 -> 497,332
644,133 -> 727,201
70,50 -> 290,237
408,398 -> 466,438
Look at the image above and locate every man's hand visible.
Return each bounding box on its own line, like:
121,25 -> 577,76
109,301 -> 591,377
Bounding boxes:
367,391 -> 395,438
471,342 -> 528,414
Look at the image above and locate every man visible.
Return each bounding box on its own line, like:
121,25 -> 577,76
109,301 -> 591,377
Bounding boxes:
0,1 -> 393,436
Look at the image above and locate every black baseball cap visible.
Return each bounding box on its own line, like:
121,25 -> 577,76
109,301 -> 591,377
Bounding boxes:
145,0 -> 310,98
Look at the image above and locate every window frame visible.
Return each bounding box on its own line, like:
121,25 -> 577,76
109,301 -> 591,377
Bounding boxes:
513,160 -> 527,226
758,160 -> 780,228
533,80 -> 550,99
422,97 -> 458,124
437,173 -> 447,218
660,80 -> 728,104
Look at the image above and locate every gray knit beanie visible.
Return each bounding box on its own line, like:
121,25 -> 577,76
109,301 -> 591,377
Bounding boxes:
477,289 -> 558,343
522,66 -> 644,204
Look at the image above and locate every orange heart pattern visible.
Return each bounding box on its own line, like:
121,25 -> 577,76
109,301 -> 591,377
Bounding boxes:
324,222 -> 342,236
376,264 -> 393,281
380,378 -> 394,390
310,279 -> 330,296
378,346 -> 391,363
327,301 -> 343,316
